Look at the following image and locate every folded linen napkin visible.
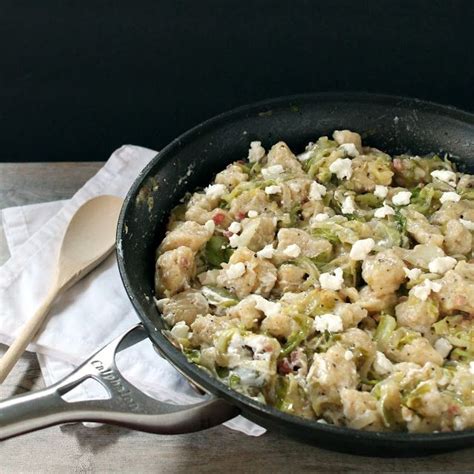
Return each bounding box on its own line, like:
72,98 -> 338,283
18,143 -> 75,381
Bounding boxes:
0,145 -> 265,436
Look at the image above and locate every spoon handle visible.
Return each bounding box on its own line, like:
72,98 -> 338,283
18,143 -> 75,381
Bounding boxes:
0,287 -> 59,383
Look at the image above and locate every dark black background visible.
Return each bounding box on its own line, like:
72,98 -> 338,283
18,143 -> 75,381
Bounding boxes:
2,0 -> 474,162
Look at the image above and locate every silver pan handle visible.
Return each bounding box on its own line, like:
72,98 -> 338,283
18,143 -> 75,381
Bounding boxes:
0,324 -> 239,440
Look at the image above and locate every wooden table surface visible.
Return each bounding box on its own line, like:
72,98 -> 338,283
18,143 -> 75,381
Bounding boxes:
0,162 -> 473,473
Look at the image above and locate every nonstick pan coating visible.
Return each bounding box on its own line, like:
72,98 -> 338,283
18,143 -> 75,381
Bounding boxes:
117,93 -> 474,455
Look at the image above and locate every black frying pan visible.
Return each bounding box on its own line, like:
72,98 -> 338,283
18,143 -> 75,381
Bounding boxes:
1,93 -> 473,456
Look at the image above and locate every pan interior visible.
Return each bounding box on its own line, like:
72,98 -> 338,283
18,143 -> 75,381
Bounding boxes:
117,93 -> 474,453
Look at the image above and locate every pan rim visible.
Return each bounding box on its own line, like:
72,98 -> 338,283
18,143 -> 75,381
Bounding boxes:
117,92 -> 474,446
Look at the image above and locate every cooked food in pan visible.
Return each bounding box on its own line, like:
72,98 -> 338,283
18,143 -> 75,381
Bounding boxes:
154,130 -> 473,433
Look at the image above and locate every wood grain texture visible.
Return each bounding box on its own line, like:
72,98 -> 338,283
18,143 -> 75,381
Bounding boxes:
0,162 -> 473,473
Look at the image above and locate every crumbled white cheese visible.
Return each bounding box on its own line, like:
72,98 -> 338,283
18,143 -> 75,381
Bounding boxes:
392,191 -> 412,206
253,295 -> 281,317
434,338 -> 453,358
264,185 -> 282,195
350,238 -> 375,260
283,244 -> 301,258
374,203 -> 395,218
204,219 -> 216,233
257,244 -> 275,259
404,267 -> 422,281
431,170 -> 457,187
318,212 -> 331,221
228,233 -> 241,248
226,262 -> 246,279
247,210 -> 258,218
310,213 -> 330,227
313,313 -> 344,333
261,164 -> 284,179
309,181 -> 327,201
428,256 -> 457,274
205,183 -> 227,199
374,185 -> 388,199
228,221 -> 242,234
154,297 -> 170,312
344,350 -> 354,361
460,218 -> 474,230
248,141 -> 265,163
440,191 -> 461,204
329,158 -> 353,180
373,351 -> 393,375
470,361 -> 474,375
341,195 -> 356,214
297,150 -> 313,162
339,143 -> 359,157
411,279 -> 442,301
170,321 -> 190,340
319,267 -> 344,291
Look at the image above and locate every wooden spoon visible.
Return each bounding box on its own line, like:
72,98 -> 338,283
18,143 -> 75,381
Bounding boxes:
0,195 -> 124,383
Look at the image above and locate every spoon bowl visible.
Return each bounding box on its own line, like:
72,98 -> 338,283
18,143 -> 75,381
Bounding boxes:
56,195 -> 123,289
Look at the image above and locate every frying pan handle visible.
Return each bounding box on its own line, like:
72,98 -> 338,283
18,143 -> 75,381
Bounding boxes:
0,324 -> 239,440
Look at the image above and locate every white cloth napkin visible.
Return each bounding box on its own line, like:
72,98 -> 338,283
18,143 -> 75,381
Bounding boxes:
0,145 -> 265,436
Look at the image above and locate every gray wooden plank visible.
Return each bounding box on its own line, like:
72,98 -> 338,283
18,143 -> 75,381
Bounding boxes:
0,162 -> 102,208
0,162 -> 473,473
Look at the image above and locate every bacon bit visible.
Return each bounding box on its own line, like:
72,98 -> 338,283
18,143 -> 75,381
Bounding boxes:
236,211 -> 246,221
448,405 -> 460,416
212,213 -> 225,225
392,158 -> 403,172
277,358 -> 292,375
